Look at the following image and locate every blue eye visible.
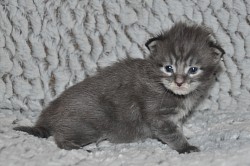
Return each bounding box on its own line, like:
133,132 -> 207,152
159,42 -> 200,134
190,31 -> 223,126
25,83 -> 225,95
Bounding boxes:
188,67 -> 198,74
165,65 -> 174,73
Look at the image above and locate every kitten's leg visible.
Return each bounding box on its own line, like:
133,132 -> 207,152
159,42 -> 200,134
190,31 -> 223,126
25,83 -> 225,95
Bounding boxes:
55,136 -> 82,150
151,120 -> 199,153
177,121 -> 190,139
54,131 -> 95,150
54,133 -> 86,150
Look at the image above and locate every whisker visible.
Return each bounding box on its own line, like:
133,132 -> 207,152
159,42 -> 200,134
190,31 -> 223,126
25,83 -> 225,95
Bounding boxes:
159,90 -> 168,110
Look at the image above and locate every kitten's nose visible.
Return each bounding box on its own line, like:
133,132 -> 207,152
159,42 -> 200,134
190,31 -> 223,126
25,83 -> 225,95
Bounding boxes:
176,82 -> 183,87
175,76 -> 184,87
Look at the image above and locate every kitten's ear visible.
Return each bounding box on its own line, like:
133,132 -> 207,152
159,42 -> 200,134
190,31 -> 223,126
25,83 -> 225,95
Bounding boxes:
209,42 -> 225,61
145,37 -> 159,52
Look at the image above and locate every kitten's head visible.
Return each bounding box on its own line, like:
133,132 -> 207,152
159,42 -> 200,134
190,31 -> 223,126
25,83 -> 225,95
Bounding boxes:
146,22 -> 225,96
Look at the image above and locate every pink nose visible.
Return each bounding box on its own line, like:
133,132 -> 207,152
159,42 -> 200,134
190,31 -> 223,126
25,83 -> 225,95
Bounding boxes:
175,76 -> 184,87
176,82 -> 183,87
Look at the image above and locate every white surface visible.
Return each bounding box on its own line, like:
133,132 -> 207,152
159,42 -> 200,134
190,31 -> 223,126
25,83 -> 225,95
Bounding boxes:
1,110 -> 250,166
0,0 -> 250,165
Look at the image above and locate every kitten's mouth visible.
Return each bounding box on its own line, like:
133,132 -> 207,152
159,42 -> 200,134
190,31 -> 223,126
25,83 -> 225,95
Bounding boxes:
161,80 -> 194,95
170,82 -> 200,95
171,86 -> 190,95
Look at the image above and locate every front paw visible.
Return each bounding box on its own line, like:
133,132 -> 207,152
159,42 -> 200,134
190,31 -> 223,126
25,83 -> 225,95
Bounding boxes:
177,145 -> 200,154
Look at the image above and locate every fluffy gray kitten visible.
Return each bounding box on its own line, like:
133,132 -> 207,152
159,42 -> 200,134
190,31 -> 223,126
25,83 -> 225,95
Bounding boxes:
14,22 -> 225,153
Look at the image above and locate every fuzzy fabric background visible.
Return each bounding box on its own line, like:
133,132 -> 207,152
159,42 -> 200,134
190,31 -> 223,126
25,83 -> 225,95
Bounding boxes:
0,0 -> 250,165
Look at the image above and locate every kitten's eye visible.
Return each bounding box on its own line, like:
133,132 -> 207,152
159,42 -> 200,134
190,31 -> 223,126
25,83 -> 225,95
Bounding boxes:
165,65 -> 174,73
188,67 -> 198,74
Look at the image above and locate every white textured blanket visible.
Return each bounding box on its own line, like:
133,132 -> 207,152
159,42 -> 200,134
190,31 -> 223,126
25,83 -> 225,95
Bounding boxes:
0,0 -> 250,165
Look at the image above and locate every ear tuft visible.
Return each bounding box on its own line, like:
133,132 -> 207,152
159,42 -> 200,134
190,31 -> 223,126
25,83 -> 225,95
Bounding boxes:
145,37 -> 159,52
209,42 -> 225,59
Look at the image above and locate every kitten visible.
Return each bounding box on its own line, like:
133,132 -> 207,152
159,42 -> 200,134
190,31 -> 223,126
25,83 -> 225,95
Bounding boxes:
14,22 -> 225,153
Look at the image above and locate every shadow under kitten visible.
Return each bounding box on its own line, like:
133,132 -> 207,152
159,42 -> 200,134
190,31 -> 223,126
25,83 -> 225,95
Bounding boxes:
14,22 -> 225,153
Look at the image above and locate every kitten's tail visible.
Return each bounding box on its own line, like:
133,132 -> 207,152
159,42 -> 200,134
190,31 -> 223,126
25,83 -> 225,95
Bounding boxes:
13,126 -> 51,138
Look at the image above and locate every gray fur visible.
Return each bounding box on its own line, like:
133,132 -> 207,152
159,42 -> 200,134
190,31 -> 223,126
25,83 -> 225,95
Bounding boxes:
14,22 -> 224,153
